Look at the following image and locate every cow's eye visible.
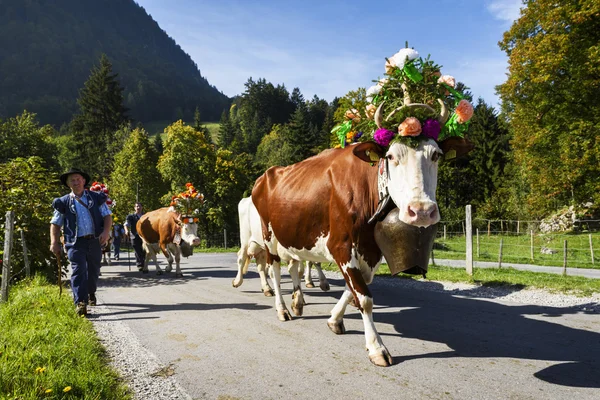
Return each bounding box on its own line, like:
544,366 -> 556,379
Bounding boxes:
432,152 -> 440,162
386,154 -> 394,162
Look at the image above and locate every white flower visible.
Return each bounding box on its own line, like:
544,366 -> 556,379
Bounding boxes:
366,84 -> 382,103
388,48 -> 419,69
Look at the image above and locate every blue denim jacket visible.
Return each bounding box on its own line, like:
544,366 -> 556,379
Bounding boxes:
52,190 -> 108,245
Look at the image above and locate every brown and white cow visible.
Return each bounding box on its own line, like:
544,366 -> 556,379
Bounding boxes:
233,197 -> 330,297
251,138 -> 471,366
137,207 -> 201,277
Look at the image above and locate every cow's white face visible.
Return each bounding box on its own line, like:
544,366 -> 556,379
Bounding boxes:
180,217 -> 201,246
386,139 -> 442,227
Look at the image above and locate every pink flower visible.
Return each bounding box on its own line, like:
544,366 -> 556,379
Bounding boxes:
345,108 -> 361,123
421,119 -> 441,141
437,75 -> 456,88
455,99 -> 474,123
365,104 -> 376,119
398,117 -> 422,137
373,128 -> 396,147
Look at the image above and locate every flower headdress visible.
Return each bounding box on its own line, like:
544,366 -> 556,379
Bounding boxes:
170,183 -> 205,217
332,44 -> 474,148
89,181 -> 114,208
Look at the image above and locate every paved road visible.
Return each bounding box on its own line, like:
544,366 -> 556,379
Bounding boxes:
94,253 -> 600,400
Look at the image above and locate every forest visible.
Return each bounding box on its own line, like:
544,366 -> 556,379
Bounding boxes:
0,0 -> 599,281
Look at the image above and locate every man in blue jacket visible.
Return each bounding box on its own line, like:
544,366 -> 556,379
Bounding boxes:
50,168 -> 112,316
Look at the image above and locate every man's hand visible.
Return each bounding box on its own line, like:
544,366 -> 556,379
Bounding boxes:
50,242 -> 62,256
99,231 -> 110,246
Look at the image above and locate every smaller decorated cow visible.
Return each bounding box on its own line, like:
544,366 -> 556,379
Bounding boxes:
137,183 -> 204,277
89,181 -> 115,267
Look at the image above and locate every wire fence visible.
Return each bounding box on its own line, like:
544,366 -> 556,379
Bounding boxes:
435,217 -> 599,269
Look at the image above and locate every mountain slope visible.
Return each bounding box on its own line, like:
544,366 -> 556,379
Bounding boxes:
0,0 -> 231,126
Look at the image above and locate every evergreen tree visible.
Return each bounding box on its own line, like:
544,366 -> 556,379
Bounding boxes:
70,54 -> 129,180
193,106 -> 212,144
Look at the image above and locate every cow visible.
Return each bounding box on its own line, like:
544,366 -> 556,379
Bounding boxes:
137,207 -> 201,277
251,137 -> 472,367
233,197 -> 331,297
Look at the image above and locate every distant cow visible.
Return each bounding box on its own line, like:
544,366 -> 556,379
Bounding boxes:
101,231 -> 113,266
233,197 -> 330,297
298,261 -> 330,291
252,138 -> 471,366
137,207 -> 201,277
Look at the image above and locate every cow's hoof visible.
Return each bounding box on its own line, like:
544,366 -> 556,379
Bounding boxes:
369,350 -> 393,367
277,309 -> 293,321
305,282 -> 315,288
327,320 -> 346,335
232,279 -> 242,288
292,306 -> 303,317
263,288 -> 274,297
165,267 -> 173,273
156,270 -> 163,276
320,282 -> 330,291
175,273 -> 183,278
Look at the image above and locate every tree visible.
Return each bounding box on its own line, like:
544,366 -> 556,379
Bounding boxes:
498,0 -> 600,217
0,111 -> 59,170
110,127 -> 165,218
0,157 -> 63,281
193,106 -> 212,144
69,54 -> 129,180
157,120 -> 215,201
255,124 -> 297,169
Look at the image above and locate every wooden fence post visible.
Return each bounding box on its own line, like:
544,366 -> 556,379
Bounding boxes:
500,220 -> 504,234
476,228 -> 480,258
487,220 -> 491,237
530,230 -> 534,261
517,221 -> 520,235
590,234 -> 595,265
20,229 -> 30,278
1,211 -> 15,303
443,225 -> 446,241
498,237 -> 504,268
224,229 -> 228,249
563,240 -> 568,276
465,205 -> 473,276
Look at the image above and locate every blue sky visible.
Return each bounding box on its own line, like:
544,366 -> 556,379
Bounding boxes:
135,0 -> 524,109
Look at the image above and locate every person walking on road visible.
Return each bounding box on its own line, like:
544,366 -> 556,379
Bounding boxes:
49,168 -> 112,316
125,202 -> 146,271
112,217 -> 124,260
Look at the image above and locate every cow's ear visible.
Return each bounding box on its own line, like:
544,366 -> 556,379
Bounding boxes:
438,137 -> 475,161
353,141 -> 385,163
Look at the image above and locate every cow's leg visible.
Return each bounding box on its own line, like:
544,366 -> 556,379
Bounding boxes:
255,250 -> 273,296
303,261 -> 315,288
327,288 -> 352,334
265,250 -> 292,321
148,244 -> 162,275
232,245 -> 249,288
287,259 -> 304,316
332,250 -> 392,367
171,244 -> 183,277
313,262 -> 330,291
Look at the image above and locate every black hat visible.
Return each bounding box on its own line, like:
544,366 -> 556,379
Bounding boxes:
60,168 -> 90,188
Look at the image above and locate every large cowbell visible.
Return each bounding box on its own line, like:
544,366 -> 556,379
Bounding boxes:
374,208 -> 437,276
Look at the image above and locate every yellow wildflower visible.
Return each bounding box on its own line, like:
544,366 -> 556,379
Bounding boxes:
35,367 -> 46,374
63,386 -> 72,392
45,388 -> 53,394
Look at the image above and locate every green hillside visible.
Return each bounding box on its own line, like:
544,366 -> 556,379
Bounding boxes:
0,0 -> 231,126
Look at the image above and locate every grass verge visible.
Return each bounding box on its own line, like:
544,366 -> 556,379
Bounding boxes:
0,276 -> 131,400
320,262 -> 600,297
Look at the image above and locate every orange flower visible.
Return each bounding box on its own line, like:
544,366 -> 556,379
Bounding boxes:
185,183 -> 192,188
344,108 -> 361,123
398,117 -> 422,137
455,99 -> 474,123
365,104 -> 376,119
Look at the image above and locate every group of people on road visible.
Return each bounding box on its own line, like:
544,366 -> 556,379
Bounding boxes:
50,167 -> 147,316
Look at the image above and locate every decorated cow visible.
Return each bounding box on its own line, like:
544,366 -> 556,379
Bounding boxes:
251,46 -> 474,366
137,183 -> 204,277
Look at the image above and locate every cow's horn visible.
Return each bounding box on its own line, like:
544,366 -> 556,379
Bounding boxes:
374,101 -> 385,129
437,98 -> 449,125
401,83 -> 411,106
